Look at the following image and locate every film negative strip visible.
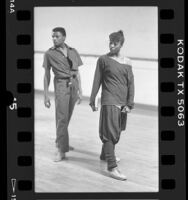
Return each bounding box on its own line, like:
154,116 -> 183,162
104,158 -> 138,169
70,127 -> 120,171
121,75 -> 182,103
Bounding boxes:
5,0 -> 185,200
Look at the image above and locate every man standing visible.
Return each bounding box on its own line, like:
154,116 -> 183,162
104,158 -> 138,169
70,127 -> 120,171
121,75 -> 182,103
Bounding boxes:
43,27 -> 83,162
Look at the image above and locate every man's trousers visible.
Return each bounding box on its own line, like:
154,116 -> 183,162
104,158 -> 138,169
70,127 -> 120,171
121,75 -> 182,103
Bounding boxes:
54,77 -> 78,153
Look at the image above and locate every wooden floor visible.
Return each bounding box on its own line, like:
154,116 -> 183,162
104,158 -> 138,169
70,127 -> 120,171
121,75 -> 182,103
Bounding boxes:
35,92 -> 158,193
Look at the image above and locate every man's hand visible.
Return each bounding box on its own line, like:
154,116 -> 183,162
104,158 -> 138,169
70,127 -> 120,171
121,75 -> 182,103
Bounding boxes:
44,96 -> 51,108
77,90 -> 83,104
122,106 -> 131,113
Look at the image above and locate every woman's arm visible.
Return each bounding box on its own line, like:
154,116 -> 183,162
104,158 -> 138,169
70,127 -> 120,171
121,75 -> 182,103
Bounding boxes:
127,64 -> 135,110
89,57 -> 103,110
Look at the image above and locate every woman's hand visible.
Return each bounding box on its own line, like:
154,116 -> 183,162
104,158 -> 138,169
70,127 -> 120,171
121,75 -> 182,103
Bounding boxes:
89,102 -> 98,111
122,106 -> 131,113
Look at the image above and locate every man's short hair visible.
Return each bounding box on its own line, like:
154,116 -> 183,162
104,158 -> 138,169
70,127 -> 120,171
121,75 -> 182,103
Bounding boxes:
52,27 -> 66,37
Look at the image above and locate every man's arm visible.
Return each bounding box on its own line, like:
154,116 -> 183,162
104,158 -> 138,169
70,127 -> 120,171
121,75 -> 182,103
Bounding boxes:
44,67 -> 51,108
77,70 -> 82,104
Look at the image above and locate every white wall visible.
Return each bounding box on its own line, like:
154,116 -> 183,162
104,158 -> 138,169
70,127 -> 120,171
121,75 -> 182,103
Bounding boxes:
34,7 -> 158,59
35,53 -> 158,106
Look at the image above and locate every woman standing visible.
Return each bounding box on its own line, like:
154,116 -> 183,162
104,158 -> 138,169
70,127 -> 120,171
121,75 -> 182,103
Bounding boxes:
90,30 -> 135,181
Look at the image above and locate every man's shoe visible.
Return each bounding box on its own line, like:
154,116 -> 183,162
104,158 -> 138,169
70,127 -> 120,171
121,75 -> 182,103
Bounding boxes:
108,167 -> 127,181
54,151 -> 66,162
69,146 -> 74,151
115,157 -> 121,163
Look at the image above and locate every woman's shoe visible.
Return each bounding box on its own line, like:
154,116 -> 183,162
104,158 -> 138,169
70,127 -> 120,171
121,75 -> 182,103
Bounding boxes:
108,167 -> 127,181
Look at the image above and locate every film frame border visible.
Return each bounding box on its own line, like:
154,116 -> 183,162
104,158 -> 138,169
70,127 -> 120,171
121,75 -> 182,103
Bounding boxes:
5,0 -> 185,199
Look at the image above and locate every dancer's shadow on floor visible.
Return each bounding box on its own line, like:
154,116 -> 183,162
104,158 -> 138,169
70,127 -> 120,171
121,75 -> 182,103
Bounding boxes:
68,149 -> 109,178
73,148 -> 100,157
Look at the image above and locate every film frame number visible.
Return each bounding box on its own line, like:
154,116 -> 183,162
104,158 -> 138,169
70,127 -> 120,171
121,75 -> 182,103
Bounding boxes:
9,98 -> 17,110
10,178 -> 17,200
9,0 -> 15,14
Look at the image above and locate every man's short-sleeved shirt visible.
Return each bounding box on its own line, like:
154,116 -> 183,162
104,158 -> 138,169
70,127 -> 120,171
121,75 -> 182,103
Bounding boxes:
43,44 -> 83,78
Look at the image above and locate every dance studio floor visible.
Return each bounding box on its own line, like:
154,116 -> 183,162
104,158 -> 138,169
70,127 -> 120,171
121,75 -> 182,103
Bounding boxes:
35,92 -> 158,192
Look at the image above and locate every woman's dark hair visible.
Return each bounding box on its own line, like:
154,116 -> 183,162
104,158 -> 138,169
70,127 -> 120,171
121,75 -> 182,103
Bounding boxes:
109,30 -> 125,45
52,27 -> 66,37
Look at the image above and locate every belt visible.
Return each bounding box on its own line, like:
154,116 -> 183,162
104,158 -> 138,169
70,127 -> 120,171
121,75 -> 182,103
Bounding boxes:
56,74 -> 77,80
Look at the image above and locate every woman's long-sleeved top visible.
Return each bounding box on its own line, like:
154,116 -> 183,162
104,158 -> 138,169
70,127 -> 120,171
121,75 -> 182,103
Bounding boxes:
90,54 -> 135,109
